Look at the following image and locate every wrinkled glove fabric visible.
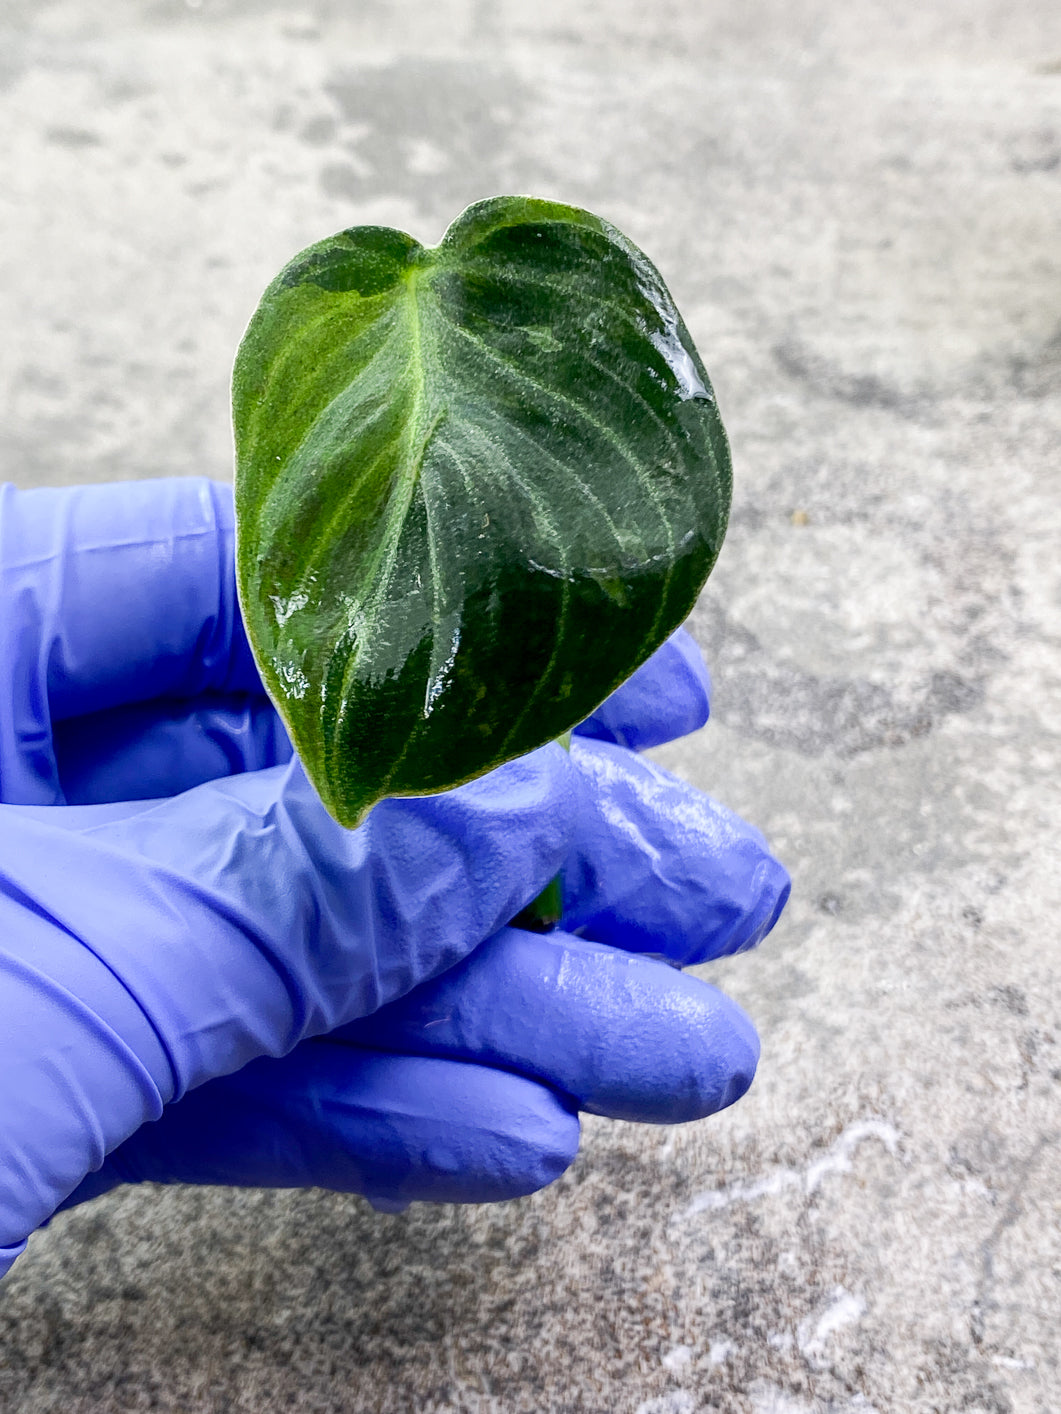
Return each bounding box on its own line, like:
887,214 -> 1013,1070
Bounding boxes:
0,480 -> 789,1277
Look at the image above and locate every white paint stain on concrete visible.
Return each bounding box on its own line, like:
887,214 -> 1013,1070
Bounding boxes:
797,1286 -> 868,1367
677,1119 -> 902,1219
748,1385 -> 817,1414
635,1392 -> 698,1414
748,1383 -> 880,1414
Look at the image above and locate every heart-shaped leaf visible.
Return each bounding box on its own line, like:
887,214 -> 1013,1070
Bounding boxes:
233,196 -> 731,827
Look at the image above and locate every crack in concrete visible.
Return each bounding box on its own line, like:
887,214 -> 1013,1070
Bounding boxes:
969,1130 -> 1060,1351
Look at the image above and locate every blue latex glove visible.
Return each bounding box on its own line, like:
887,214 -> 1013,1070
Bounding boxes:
0,479 -> 789,1275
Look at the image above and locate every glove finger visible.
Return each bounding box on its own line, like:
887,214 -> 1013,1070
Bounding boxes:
564,737 -> 791,965
50,924 -> 756,1219
574,626 -> 711,751
13,478 -> 260,715
54,1048 -> 580,1211
339,927 -> 759,1124
0,479 -> 259,803
48,627 -> 706,807
0,742 -> 578,1102
53,695 -> 293,805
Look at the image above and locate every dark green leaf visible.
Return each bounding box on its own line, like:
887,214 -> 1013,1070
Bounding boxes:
233,196 -> 731,827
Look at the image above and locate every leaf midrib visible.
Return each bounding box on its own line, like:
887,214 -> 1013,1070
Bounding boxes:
332,264 -> 441,761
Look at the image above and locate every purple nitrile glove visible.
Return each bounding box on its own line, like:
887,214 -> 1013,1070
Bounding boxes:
0,479 -> 788,1274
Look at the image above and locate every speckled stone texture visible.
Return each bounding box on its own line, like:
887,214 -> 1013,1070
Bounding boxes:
1,3 -> 1059,1411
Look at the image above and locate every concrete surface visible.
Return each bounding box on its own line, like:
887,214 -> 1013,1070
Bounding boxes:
1,2 -> 1059,1411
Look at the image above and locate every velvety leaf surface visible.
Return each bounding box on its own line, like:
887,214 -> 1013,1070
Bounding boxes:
233,196 -> 731,826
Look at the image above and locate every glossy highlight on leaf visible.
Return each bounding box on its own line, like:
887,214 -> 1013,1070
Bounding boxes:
233,196 -> 731,827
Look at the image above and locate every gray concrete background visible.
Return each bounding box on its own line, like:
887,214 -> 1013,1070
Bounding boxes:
0,2 -> 1059,1410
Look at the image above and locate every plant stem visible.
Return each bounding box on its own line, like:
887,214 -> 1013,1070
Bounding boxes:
510,731 -> 572,932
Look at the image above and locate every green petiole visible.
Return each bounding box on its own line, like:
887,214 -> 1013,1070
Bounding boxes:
510,731 -> 572,933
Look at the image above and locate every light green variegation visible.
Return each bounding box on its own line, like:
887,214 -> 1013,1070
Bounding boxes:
233,196 -> 731,827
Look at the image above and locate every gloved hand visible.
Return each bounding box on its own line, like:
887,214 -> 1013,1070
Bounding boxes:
0,479 -> 789,1275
